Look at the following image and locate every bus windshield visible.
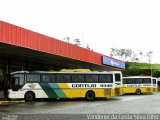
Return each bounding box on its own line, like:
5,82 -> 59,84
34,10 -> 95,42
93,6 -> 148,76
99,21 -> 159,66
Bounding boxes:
11,74 -> 25,90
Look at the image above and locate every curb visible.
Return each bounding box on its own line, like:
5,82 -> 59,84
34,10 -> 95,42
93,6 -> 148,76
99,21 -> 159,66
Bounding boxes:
0,100 -> 25,105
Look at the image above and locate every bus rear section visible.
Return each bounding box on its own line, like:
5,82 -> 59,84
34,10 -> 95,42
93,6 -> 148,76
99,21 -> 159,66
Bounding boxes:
8,71 -> 116,101
122,76 -> 153,95
152,78 -> 158,92
114,72 -> 123,96
157,78 -> 160,91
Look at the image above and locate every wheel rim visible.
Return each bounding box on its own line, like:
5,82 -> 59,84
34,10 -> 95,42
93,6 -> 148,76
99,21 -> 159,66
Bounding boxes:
136,90 -> 141,94
87,92 -> 94,100
28,94 -> 33,100
26,93 -> 34,101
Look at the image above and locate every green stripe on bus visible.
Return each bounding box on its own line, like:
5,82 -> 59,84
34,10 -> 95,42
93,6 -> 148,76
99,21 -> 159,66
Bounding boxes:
39,83 -> 58,98
48,83 -> 66,98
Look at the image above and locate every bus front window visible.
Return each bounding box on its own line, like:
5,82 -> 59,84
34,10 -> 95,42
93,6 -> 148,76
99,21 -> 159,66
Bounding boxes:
11,74 -> 25,91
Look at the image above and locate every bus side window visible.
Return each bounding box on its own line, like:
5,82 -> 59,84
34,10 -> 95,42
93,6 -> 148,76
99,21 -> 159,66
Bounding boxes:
106,74 -> 113,83
99,74 -> 113,83
99,75 -> 106,83
71,75 -> 79,83
123,79 -> 126,84
56,75 -> 64,83
147,78 -> 151,83
133,78 -> 138,84
126,78 -> 133,84
91,75 -> 98,83
27,74 -> 40,82
72,74 -> 85,83
78,75 -> 85,83
50,75 -> 56,82
141,78 -> 151,84
86,75 -> 98,83
63,75 -> 71,83
42,75 -> 51,82
138,78 -> 142,84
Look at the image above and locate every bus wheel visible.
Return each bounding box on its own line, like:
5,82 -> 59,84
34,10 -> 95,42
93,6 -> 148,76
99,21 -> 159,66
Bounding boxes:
135,89 -> 141,95
25,92 -> 35,102
86,91 -> 95,101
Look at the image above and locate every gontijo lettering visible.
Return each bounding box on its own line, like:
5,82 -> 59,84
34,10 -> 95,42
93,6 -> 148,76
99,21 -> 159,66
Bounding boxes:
72,84 -> 96,88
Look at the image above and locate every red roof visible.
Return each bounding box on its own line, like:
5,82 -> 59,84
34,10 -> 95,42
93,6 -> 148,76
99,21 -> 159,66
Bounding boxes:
0,20 -> 124,69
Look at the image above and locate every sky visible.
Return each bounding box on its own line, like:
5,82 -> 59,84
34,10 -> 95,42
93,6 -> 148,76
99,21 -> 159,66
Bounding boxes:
0,0 -> 160,63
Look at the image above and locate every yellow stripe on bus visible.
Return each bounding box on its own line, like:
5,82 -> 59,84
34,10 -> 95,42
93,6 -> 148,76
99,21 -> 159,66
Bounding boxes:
57,83 -> 115,98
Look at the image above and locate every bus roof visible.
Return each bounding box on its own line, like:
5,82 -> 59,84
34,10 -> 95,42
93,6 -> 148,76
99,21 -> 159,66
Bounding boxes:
11,70 -> 122,75
123,76 -> 152,78
11,71 -> 29,75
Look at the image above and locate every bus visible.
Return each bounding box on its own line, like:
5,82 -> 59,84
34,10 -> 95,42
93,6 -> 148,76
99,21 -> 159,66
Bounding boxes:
152,77 -> 158,92
7,70 -> 122,101
122,76 -> 153,95
61,69 -> 123,95
157,77 -> 160,91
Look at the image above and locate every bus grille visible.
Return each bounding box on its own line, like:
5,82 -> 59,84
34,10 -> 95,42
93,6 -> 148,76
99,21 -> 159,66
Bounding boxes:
146,88 -> 151,92
115,88 -> 120,95
104,89 -> 111,96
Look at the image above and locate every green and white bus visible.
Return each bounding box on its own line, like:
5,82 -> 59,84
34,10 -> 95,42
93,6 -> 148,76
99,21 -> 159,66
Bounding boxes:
8,71 -> 122,101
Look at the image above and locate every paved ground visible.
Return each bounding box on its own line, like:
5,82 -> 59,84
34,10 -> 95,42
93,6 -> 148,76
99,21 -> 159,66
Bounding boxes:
0,92 -> 160,120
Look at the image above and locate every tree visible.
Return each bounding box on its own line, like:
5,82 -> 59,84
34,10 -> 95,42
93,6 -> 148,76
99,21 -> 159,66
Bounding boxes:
147,51 -> 153,76
124,49 -> 132,61
139,51 -> 143,62
110,48 -> 120,57
147,51 -> 153,64
86,44 -> 91,50
131,52 -> 139,62
110,48 -> 132,61
73,38 -> 81,46
63,37 -> 70,43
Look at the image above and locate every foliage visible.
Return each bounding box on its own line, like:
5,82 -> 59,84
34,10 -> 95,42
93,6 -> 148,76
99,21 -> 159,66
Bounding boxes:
110,48 -> 153,63
110,48 -> 139,62
123,62 -> 160,77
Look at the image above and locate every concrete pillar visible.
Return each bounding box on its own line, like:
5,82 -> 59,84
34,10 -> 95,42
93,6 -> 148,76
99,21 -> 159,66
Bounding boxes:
2,59 -> 11,99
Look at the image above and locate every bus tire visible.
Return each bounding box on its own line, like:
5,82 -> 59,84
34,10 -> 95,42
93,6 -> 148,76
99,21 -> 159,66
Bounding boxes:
86,91 -> 95,101
25,91 -> 35,102
135,89 -> 141,95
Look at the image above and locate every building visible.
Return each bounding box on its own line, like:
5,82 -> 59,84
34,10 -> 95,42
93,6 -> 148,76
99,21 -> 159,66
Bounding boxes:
0,20 -> 125,98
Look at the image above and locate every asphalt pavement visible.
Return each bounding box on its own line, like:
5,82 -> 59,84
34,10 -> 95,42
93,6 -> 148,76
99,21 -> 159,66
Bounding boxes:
0,92 -> 160,120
